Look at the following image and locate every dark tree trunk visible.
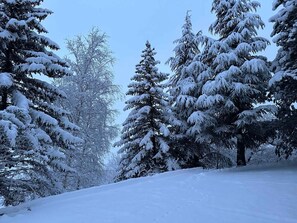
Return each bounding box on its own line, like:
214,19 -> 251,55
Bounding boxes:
0,90 -> 8,110
237,139 -> 246,166
0,47 -> 12,110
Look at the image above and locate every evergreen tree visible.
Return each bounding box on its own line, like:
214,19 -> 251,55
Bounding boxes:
167,12 -> 204,168
55,28 -> 120,190
116,41 -> 176,181
196,0 -> 271,166
269,0 -> 297,158
0,0 -> 80,205
187,35 -> 236,168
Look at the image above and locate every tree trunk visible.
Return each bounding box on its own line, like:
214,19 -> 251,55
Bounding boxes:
237,138 -> 246,166
0,90 -> 8,110
0,47 -> 12,110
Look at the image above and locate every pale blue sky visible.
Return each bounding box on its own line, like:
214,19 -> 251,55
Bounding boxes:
41,0 -> 277,126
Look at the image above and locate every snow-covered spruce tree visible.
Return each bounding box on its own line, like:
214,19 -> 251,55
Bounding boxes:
186,35 -> 236,168
55,28 -> 120,190
116,41 -> 176,181
269,0 -> 297,158
0,0 -> 80,205
167,12 -> 204,168
196,0 -> 271,166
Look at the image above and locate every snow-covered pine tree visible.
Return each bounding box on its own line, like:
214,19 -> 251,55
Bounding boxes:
269,0 -> 297,158
116,41 -> 176,181
185,35 -> 236,168
195,0 -> 271,166
167,12 -> 204,168
55,28 -> 120,190
0,0 -> 80,205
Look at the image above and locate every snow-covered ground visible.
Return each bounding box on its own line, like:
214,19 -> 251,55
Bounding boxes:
1,162 -> 297,223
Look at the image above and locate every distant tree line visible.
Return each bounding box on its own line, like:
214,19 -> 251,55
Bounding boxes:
116,0 -> 297,180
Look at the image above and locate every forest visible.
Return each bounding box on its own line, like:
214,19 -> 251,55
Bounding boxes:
0,0 -> 296,208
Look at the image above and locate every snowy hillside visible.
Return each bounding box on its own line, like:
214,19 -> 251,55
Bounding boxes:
1,162 -> 297,223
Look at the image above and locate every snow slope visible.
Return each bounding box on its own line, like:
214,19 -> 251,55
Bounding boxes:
1,162 -> 297,223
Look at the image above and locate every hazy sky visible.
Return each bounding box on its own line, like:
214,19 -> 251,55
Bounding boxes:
41,0 -> 277,126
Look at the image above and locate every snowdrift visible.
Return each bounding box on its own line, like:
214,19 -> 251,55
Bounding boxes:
1,162 -> 297,223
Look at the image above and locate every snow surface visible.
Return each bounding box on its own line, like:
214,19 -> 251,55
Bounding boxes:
1,162 -> 297,223
0,73 -> 13,88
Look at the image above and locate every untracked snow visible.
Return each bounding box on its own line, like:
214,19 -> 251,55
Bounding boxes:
1,162 -> 297,223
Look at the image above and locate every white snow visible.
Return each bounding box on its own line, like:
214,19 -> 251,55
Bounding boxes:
6,18 -> 27,29
139,130 -> 153,150
12,90 -> 29,110
1,162 -> 296,223
0,119 -> 18,147
0,73 -> 13,88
